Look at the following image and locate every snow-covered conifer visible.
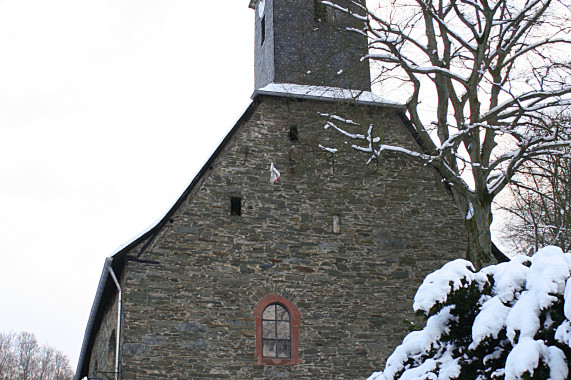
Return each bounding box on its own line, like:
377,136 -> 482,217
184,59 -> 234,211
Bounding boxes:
369,246 -> 571,380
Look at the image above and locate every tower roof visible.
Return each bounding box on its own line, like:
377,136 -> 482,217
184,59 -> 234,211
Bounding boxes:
248,0 -> 257,9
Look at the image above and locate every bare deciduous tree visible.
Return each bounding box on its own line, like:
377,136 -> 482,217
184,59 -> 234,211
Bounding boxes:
38,346 -> 56,380
54,350 -> 73,380
17,332 -> 39,380
0,331 -> 73,380
500,117 -> 571,253
322,0 -> 571,267
0,333 -> 15,379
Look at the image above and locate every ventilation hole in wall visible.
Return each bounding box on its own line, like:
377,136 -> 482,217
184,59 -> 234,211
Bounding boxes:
261,16 -> 266,45
333,215 -> 341,234
314,0 -> 326,22
289,126 -> 299,142
231,197 -> 242,216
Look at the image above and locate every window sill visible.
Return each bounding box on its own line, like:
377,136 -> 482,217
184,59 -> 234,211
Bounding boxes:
258,357 -> 297,366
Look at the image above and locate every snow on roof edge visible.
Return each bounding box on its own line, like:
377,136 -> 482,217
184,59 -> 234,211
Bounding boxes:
252,83 -> 405,109
107,100 -> 257,260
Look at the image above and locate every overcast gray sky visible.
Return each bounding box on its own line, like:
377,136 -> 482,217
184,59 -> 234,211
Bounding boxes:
0,0 -> 253,365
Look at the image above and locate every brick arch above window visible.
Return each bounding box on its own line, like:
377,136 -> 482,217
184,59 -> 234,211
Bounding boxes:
254,293 -> 301,365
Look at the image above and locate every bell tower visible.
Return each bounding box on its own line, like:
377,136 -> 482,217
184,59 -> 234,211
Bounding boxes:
249,0 -> 371,92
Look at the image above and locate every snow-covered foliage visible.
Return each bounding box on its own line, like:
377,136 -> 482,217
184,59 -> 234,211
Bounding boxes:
369,246 -> 571,380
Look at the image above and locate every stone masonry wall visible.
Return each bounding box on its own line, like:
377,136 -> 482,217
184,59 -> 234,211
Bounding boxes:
254,0 -> 371,91
89,291 -> 119,380
254,0 -> 275,90
273,0 -> 371,91
114,95 -> 466,379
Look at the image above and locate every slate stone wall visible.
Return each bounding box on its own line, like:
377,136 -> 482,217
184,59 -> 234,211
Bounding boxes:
88,291 -> 119,379
254,0 -> 275,90
254,0 -> 371,91
87,95 -> 467,379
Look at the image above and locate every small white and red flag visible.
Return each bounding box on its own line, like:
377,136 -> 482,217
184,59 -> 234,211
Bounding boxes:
270,161 -> 280,183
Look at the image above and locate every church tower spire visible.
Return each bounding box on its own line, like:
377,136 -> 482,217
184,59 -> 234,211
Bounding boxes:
249,0 -> 371,92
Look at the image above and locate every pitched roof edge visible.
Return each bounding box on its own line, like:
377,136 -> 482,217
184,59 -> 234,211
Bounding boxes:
252,83 -> 406,110
75,97 -> 262,379
114,98 -> 262,261
75,258 -> 112,380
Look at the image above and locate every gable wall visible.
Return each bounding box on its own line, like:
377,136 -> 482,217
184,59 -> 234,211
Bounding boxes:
114,96 -> 466,379
87,286 -> 120,378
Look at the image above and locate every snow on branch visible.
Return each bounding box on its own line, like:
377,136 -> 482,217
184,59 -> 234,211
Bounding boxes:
318,144 -> 338,154
320,0 -> 571,267
321,1 -> 368,21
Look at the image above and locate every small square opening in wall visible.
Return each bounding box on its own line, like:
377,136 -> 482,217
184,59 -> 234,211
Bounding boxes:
289,126 -> 299,142
231,197 -> 242,216
333,215 -> 341,233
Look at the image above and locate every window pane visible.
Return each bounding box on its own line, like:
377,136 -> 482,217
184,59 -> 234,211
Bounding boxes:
277,340 -> 291,358
277,321 -> 290,339
263,339 -> 277,358
275,305 -> 290,321
263,321 -> 276,339
262,305 -> 275,320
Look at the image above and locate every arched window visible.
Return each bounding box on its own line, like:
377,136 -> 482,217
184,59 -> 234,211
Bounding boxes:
254,294 -> 301,365
262,303 -> 290,358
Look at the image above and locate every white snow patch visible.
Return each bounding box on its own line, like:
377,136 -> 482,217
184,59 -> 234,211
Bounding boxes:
318,144 -> 338,154
505,246 -> 569,343
254,83 -> 403,107
481,256 -> 529,303
527,246 -> 570,307
371,331 -> 424,380
506,291 -> 541,342
421,306 -> 455,352
471,296 -> 510,347
505,338 -> 568,380
258,0 -> 265,17
466,202 -> 474,220
505,337 -> 543,379
564,277 -> 571,320
555,320 -> 571,346
545,345 -> 569,380
413,259 -> 484,313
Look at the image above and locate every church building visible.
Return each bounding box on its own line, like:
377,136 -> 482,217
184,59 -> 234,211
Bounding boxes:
75,0 -> 467,379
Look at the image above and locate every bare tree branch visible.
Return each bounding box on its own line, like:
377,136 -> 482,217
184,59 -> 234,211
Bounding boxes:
322,0 -> 571,267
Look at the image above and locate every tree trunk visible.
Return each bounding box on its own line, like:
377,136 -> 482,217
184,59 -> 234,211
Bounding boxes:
449,188 -> 494,270
463,200 -> 493,270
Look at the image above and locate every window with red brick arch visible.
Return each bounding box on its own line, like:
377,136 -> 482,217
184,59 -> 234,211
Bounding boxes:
254,294 -> 300,365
